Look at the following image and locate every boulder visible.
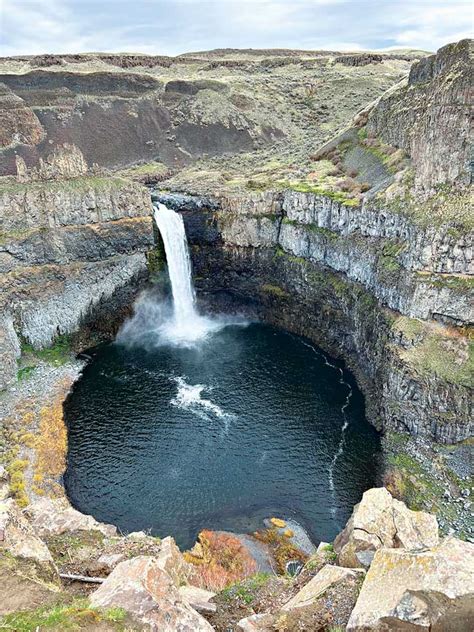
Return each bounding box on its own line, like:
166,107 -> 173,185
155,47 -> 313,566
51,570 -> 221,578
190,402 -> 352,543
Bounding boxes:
347,537 -> 474,631
281,564 -> 364,611
0,499 -> 55,568
90,555 -> 213,631
95,552 -> 126,572
334,487 -> 439,568
155,535 -> 194,587
27,497 -> 117,538
0,499 -> 61,615
178,585 -> 217,613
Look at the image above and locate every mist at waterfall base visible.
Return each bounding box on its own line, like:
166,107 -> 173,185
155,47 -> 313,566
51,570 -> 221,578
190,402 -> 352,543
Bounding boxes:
118,202 -> 243,349
64,203 -> 381,549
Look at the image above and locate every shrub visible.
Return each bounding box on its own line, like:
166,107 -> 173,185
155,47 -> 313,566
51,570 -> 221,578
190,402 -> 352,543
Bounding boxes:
336,177 -> 358,193
347,168 -> 358,178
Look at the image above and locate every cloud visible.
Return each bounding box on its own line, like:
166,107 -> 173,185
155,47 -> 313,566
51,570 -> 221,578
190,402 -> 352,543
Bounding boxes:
1,0 -> 472,57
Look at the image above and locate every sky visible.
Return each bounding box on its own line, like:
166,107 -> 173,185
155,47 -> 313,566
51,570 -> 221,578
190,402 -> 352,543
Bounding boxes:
1,0 -> 472,57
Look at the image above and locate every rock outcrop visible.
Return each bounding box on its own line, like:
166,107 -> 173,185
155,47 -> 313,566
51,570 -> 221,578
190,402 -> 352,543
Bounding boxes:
281,564 -> 364,610
333,487 -> 439,568
347,537 -> 474,631
367,39 -> 472,191
89,556 -> 214,631
27,497 -> 117,538
1,489 -> 472,630
0,499 -> 56,568
0,164 -> 154,389
162,185 -> 472,443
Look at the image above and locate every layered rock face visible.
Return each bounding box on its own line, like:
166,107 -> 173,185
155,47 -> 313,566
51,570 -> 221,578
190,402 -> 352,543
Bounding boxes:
367,39 -> 472,191
158,185 -> 472,444
0,152 -> 154,389
0,48 -> 413,176
158,41 -> 473,444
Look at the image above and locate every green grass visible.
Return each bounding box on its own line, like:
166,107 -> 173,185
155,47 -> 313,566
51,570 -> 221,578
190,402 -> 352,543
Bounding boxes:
392,316 -> 426,340
21,334 -> 73,366
280,180 -> 360,206
17,365 -> 37,381
420,274 -> 474,294
0,228 -> 37,245
117,161 -> 168,179
282,218 -> 339,241
394,317 -> 473,387
375,184 -> 474,231
0,599 -> 127,632
261,283 -> 288,298
410,336 -> 473,388
221,573 -> 271,604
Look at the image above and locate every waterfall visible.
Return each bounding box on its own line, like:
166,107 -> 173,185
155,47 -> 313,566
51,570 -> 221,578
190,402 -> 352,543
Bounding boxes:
153,203 -> 197,326
118,201 -> 246,348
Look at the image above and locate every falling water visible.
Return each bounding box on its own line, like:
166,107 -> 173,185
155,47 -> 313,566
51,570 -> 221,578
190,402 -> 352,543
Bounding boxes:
153,203 -> 197,325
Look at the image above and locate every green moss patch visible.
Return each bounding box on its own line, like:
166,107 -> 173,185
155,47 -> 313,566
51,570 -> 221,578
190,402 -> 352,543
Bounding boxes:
261,284 -> 289,298
0,599 -> 128,632
221,573 -> 272,604
392,317 -> 473,388
21,334 -> 73,367
0,175 -> 134,197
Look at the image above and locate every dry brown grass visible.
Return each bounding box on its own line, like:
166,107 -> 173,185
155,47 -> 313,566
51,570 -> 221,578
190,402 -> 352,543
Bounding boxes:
32,382 -> 70,497
184,530 -> 258,591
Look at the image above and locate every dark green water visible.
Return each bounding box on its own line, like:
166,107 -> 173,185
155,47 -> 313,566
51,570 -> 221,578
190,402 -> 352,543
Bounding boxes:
64,323 -> 380,549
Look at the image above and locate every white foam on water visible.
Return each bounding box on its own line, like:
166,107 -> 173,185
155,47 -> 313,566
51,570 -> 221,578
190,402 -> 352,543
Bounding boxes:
171,377 -> 233,433
299,338 -> 352,526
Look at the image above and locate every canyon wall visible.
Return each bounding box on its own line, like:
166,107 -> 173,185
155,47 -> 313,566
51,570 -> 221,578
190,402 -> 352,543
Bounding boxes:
367,39 -> 472,191
0,40 -> 471,447
158,188 -> 472,444
0,167 -> 154,389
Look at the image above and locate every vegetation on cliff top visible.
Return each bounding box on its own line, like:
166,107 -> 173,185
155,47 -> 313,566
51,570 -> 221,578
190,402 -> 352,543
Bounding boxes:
0,174 -> 139,196
393,317 -> 473,387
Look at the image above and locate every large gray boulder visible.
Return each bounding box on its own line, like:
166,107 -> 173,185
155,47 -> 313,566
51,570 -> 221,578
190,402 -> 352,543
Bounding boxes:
90,556 -> 213,631
334,487 -> 439,568
347,537 -> 474,631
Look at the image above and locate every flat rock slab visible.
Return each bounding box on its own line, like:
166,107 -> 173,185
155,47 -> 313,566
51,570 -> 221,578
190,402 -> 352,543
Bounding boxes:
282,564 -> 364,611
347,537 -> 474,631
27,498 -> 117,538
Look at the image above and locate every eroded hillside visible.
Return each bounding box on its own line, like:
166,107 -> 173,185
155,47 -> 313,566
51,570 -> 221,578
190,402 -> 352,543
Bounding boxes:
0,48 -> 418,177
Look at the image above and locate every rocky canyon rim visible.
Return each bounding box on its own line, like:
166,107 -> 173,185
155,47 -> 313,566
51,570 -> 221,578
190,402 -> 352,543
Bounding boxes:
0,38 -> 472,631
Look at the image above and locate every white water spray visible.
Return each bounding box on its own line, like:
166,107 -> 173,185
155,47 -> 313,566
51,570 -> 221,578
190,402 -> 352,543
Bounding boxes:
151,202 -> 225,345
118,202 -> 247,347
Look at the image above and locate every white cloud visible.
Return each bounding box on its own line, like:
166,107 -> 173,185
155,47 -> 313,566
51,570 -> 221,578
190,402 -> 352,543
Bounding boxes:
0,0 -> 472,57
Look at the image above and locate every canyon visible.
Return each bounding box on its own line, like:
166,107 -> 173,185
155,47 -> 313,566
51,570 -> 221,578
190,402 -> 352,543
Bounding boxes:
0,39 -> 473,631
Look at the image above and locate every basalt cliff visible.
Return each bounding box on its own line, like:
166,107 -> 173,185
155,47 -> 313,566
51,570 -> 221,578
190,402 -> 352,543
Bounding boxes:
0,39 -> 472,632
